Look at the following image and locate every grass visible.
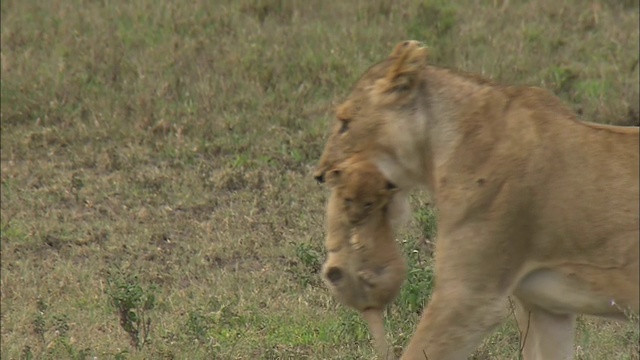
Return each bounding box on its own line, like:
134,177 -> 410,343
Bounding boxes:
1,0 -> 638,359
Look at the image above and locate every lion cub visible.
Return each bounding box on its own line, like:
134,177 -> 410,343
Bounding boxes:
321,155 -> 408,360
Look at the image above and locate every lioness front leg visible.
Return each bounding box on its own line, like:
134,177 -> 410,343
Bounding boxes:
400,285 -> 508,360
513,296 -> 575,360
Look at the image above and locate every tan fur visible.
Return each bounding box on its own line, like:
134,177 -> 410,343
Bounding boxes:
321,155 -> 408,360
314,40 -> 640,360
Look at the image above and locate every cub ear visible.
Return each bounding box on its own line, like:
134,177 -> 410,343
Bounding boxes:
325,168 -> 342,187
378,40 -> 428,93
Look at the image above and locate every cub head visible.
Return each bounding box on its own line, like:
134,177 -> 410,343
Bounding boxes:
326,156 -> 398,226
313,40 -> 429,186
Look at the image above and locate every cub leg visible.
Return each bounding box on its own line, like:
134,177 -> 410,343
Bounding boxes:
357,269 -> 378,287
362,308 -> 395,360
513,296 -> 575,360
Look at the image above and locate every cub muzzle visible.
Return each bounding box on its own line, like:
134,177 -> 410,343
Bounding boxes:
323,266 -> 344,284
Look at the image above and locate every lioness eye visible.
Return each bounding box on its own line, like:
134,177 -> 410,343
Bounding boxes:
364,202 -> 373,210
339,120 -> 349,134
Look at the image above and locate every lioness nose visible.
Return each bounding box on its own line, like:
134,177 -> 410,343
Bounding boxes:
324,266 -> 343,284
313,170 -> 325,184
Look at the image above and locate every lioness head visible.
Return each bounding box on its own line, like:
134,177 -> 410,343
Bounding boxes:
314,40 -> 429,189
326,156 -> 398,226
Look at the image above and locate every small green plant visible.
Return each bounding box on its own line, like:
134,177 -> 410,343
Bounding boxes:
415,206 -> 438,241
27,298 -> 90,359
52,314 -> 70,338
32,297 -> 47,344
398,241 -> 435,315
20,346 -> 34,360
70,172 -> 84,203
231,153 -> 250,169
294,242 -> 322,271
576,79 -> 610,102
185,310 -> 213,344
114,349 -> 130,360
390,205 -> 438,315
106,270 -> 157,350
524,26 -> 543,44
47,336 -> 91,360
289,241 -> 323,287
548,66 -> 579,95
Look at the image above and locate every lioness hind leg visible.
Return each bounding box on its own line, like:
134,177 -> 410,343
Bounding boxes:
513,296 -> 575,360
361,308 -> 395,360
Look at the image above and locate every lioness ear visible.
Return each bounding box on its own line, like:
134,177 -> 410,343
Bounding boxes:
326,169 -> 342,187
377,40 -> 428,93
336,101 -> 356,121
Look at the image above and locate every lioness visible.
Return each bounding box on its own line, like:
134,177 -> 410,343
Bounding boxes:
321,155 -> 408,360
313,40 -> 640,360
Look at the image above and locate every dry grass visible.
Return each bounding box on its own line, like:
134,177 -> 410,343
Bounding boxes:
1,0 -> 638,359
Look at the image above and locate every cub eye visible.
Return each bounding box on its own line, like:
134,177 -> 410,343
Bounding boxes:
338,120 -> 349,134
344,198 -> 353,206
364,202 -> 373,210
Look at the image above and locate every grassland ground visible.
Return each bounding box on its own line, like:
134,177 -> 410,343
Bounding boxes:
1,0 -> 639,359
